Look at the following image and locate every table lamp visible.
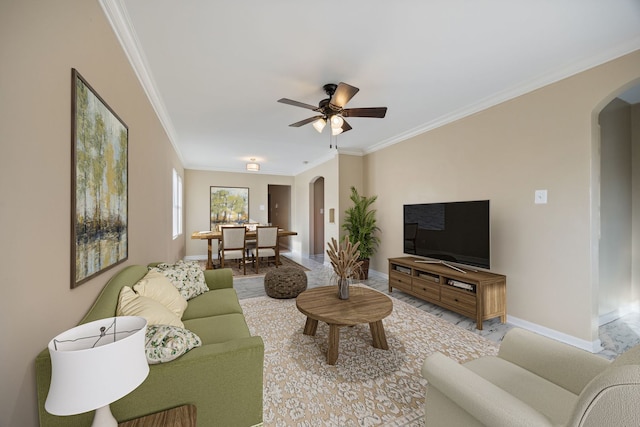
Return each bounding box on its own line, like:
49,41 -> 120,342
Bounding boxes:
45,316 -> 149,427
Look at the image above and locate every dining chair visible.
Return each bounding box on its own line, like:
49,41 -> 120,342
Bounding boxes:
244,223 -> 259,258
250,226 -> 279,273
220,226 -> 247,274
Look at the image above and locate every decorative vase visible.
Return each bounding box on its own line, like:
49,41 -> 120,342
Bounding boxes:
338,278 -> 349,300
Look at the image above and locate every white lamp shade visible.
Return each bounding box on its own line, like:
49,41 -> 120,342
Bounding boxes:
312,118 -> 326,133
45,316 -> 149,416
330,115 -> 344,129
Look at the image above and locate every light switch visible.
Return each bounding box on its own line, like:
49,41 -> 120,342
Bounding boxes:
535,190 -> 548,204
259,204 -> 265,211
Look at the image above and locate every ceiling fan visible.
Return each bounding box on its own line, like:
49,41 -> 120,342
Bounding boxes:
277,82 -> 387,135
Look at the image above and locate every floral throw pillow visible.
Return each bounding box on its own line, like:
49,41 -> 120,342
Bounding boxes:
150,260 -> 208,300
145,324 -> 202,364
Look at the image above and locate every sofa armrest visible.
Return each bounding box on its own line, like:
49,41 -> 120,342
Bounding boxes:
498,328 -> 610,394
422,352 -> 553,427
203,268 -> 233,290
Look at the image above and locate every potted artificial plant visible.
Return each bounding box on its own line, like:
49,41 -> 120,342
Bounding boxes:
342,186 -> 380,279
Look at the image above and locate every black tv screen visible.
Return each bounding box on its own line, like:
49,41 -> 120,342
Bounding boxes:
403,200 -> 490,269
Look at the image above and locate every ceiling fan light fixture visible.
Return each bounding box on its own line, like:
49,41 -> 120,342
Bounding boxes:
330,114 -> 344,129
331,126 -> 343,136
312,118 -> 326,133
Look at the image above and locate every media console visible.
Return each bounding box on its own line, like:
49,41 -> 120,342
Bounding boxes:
388,257 -> 506,330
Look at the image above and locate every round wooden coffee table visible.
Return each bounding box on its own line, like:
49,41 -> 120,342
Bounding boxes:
295,285 -> 393,365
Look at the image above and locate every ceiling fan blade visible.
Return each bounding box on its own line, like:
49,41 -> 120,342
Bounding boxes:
289,115 -> 324,127
278,98 -> 319,111
330,82 -> 359,108
341,120 -> 352,133
342,107 -> 387,118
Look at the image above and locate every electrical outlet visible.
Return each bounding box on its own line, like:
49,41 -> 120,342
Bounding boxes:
535,190 -> 548,204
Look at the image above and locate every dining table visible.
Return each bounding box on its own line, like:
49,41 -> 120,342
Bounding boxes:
191,229 -> 298,269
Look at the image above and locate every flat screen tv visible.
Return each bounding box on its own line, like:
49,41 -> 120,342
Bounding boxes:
403,200 -> 490,270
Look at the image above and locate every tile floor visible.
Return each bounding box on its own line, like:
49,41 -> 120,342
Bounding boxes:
232,252 -> 640,360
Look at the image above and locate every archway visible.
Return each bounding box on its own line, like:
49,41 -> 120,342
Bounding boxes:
308,176 -> 325,256
594,81 -> 640,343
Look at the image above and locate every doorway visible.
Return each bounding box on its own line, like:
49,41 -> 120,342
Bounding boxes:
309,177 -> 325,256
596,83 -> 640,331
268,184 -> 291,251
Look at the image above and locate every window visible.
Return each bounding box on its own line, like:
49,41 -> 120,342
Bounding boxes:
172,169 -> 183,238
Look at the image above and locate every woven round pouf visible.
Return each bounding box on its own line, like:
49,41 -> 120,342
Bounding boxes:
264,267 -> 308,299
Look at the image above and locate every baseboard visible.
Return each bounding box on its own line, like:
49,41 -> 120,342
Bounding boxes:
507,315 -> 603,353
598,301 -> 640,326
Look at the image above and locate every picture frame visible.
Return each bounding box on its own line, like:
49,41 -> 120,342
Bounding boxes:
71,69 -> 128,288
210,186 -> 249,230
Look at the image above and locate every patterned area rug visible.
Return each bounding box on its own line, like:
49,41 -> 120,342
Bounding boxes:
199,255 -> 310,277
240,287 -> 498,427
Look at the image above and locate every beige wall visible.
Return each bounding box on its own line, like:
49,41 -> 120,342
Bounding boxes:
338,154 -> 364,240
184,169 -> 295,257
0,1 -> 184,426
365,50 -> 640,347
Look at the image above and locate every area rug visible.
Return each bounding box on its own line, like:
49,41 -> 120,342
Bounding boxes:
240,287 -> 498,427
199,255 -> 310,277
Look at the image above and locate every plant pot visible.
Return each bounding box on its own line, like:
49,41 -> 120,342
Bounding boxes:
358,258 -> 370,280
338,278 -> 349,300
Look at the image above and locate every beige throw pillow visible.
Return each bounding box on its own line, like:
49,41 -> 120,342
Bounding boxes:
133,270 -> 188,319
117,286 -> 184,328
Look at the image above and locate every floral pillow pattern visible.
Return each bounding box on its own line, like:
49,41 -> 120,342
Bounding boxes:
145,324 -> 202,364
150,260 -> 208,300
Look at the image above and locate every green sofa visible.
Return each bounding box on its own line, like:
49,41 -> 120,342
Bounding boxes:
35,264 -> 264,427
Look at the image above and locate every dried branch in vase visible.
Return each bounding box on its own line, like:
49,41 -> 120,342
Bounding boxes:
326,236 -> 363,279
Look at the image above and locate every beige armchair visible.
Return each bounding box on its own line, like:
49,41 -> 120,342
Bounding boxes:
421,328 -> 640,427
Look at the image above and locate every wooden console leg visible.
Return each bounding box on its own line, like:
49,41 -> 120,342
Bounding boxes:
370,320 -> 389,350
327,324 -> 340,365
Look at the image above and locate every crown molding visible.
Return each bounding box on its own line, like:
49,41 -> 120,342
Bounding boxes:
99,0 -> 184,164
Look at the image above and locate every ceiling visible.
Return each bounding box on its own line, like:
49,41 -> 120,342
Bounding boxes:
102,1 -> 640,176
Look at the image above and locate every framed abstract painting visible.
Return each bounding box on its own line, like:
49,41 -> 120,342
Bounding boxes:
210,186 -> 249,230
71,69 -> 128,288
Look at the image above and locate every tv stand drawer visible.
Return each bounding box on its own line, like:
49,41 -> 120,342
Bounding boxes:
412,279 -> 440,301
389,270 -> 411,292
441,287 -> 476,314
